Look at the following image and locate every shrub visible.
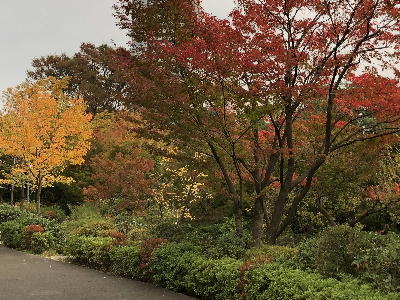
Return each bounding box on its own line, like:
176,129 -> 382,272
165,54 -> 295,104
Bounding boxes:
70,202 -> 102,220
25,224 -> 45,233
110,246 -> 141,278
113,210 -> 140,233
185,256 -> 242,299
149,242 -> 242,299
41,205 -> 66,222
62,217 -> 117,237
297,226 -> 400,292
297,225 -> 369,277
243,263 -> 397,300
150,219 -> 186,242
1,214 -> 60,249
183,219 -> 251,259
0,203 -> 22,223
354,232 -> 400,292
24,224 -> 45,249
18,201 -> 36,213
0,220 -> 25,248
30,232 -> 56,254
127,227 -> 149,242
109,231 -> 127,246
138,238 -> 169,280
65,235 -> 113,270
244,245 -> 299,264
14,214 -> 61,237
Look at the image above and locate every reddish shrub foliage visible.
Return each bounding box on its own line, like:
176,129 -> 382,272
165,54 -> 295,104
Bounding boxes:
44,210 -> 56,220
138,238 -> 169,278
25,224 -> 45,233
110,231 -> 127,246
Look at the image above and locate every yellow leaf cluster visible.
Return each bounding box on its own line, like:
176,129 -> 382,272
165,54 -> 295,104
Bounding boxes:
0,77 -> 93,189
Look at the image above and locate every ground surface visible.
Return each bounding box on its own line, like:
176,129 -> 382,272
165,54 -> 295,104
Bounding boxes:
0,246 -> 194,300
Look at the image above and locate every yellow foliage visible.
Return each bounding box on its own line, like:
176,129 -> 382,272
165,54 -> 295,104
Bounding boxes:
153,157 -> 212,221
0,77 -> 92,190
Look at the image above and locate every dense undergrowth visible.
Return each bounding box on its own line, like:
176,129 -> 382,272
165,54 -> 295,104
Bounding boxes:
1,202 -> 399,299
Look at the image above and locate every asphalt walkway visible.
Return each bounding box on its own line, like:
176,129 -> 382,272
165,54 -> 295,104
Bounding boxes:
0,246 -> 194,300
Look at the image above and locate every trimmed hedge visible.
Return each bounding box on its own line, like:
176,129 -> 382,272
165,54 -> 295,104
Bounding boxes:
0,219 -> 25,248
0,213 -> 61,252
65,235 -> 113,269
2,205 -> 398,299
30,232 -> 56,254
60,237 -> 399,300
149,242 -> 241,299
148,242 -> 397,300
297,226 -> 400,292
244,263 -> 398,300
0,203 -> 23,223
110,246 -> 141,278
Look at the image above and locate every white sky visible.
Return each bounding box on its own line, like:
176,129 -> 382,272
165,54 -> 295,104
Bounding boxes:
0,0 -> 235,94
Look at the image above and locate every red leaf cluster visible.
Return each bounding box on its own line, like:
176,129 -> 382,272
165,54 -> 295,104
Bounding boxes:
25,224 -> 45,234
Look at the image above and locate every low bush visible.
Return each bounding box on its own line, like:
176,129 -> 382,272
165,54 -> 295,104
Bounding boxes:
109,231 -> 127,246
41,205 -> 66,222
297,226 -> 400,292
297,225 -> 370,276
244,245 -> 299,264
30,231 -> 56,254
24,224 -> 45,249
150,242 -> 241,299
70,202 -> 102,220
184,219 -> 251,259
61,217 -> 117,237
0,213 -> 61,250
65,235 -> 113,270
114,211 -> 140,233
150,219 -> 187,242
14,214 -> 61,237
0,203 -> 22,223
110,246 -> 141,278
138,238 -> 169,280
354,232 -> 400,292
0,220 -> 25,248
243,263 -> 398,300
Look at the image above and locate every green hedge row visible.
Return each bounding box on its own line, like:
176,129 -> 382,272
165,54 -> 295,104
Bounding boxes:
243,263 -> 398,300
297,225 -> 400,292
0,203 -> 61,254
1,203 -> 398,299
63,236 -> 398,300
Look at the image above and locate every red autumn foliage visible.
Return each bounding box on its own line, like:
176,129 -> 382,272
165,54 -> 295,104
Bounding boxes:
114,0 -> 400,243
44,210 -> 56,220
138,238 -> 169,278
24,225 -> 45,247
109,231 -> 127,246
84,112 -> 154,210
25,224 -> 45,234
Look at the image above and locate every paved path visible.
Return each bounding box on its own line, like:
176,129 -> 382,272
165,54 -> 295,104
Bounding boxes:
0,246 -> 194,300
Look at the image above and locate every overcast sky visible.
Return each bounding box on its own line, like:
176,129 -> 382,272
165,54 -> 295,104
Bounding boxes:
0,0 -> 235,94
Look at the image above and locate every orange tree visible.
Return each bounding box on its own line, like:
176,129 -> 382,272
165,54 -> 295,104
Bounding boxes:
0,78 -> 92,214
83,111 -> 155,211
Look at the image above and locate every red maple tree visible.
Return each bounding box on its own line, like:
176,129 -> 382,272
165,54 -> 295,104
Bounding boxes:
115,0 -> 400,244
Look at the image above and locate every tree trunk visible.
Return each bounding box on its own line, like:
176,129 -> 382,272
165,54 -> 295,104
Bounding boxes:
20,185 -> 25,202
26,183 -> 30,203
208,142 -> 243,235
10,184 -> 14,205
266,190 -> 289,244
317,197 -> 336,226
251,195 -> 265,246
233,194 -> 244,236
36,184 -> 42,215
